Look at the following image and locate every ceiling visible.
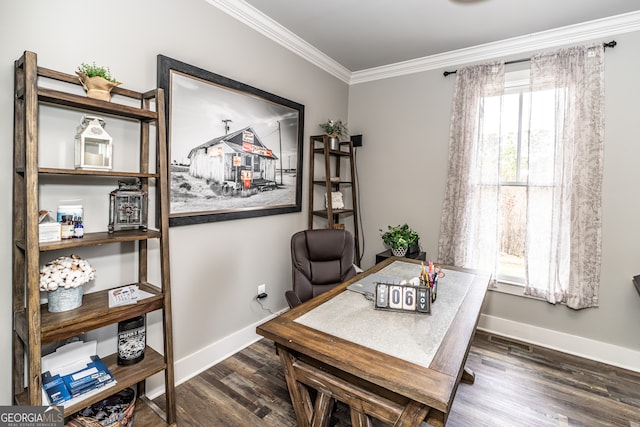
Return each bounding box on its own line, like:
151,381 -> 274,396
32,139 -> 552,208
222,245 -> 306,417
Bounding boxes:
229,0 -> 639,72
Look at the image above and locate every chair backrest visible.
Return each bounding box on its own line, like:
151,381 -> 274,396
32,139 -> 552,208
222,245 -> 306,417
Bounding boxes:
289,229 -> 357,307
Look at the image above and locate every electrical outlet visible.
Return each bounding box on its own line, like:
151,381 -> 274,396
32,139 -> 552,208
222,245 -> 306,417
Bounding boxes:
258,284 -> 266,296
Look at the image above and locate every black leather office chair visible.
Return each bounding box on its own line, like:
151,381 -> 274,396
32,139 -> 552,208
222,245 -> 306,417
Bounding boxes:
286,229 -> 357,308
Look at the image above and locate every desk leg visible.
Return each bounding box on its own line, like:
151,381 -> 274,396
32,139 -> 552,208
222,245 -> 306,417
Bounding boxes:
278,345 -> 313,426
394,401 -> 430,427
311,391 -> 333,427
350,408 -> 372,427
461,367 -> 475,384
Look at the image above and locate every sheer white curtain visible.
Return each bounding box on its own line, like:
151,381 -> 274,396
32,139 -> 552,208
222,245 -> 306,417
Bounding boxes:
524,44 -> 605,308
438,44 -> 605,309
437,62 -> 505,282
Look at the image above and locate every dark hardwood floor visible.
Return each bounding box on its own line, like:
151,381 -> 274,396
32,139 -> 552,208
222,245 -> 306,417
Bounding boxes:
154,331 -> 640,426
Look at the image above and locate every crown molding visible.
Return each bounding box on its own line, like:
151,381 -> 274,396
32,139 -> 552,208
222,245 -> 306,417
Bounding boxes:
205,1 -> 640,86
205,0 -> 351,84
350,10 -> 640,84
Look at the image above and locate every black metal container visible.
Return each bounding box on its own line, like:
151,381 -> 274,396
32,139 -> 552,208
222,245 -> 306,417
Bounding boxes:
117,315 -> 145,365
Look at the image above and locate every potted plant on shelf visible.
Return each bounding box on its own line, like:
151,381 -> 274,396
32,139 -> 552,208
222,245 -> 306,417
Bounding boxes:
76,62 -> 121,102
380,224 -> 420,257
319,119 -> 348,150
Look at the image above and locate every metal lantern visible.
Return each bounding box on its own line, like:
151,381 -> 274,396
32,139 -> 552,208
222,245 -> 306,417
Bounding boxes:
109,179 -> 147,233
75,115 -> 113,170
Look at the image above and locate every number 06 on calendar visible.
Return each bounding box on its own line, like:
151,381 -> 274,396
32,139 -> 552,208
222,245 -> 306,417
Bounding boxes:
374,282 -> 434,314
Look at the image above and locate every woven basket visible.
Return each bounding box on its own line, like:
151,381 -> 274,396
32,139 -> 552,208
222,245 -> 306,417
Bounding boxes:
66,388 -> 136,427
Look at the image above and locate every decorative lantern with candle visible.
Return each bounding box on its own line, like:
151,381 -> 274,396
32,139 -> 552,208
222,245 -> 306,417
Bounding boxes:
74,115 -> 113,170
109,179 -> 147,233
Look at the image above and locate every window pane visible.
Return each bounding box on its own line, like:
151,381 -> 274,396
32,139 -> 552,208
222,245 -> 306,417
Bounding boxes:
529,88 -> 561,185
498,185 -> 526,281
478,96 -> 501,184
518,92 -> 530,182
499,93 -> 521,183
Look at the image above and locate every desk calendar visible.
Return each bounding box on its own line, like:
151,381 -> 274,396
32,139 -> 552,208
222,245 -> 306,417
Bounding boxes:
374,279 -> 437,314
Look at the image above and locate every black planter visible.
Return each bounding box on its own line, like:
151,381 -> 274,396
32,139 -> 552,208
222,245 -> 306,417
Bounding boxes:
408,242 -> 420,254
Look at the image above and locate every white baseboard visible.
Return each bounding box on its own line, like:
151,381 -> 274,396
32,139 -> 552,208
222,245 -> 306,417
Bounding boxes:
478,314 -> 640,373
145,309 -> 286,399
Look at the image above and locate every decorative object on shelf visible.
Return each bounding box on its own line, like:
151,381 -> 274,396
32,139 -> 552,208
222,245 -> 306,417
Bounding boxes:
38,210 -> 61,243
75,115 -> 113,170
47,287 -> 83,313
325,191 -> 344,209
109,178 -> 148,233
380,223 -> 420,257
117,315 -> 146,365
76,62 -> 120,101
69,387 -> 136,427
57,203 -> 84,223
39,254 -> 96,312
319,119 -> 348,150
74,218 -> 84,238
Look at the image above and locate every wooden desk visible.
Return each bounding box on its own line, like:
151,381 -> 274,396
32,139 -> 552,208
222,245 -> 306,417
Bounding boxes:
256,258 -> 490,427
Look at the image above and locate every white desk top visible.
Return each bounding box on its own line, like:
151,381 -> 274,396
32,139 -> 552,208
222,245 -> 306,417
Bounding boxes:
294,260 -> 475,368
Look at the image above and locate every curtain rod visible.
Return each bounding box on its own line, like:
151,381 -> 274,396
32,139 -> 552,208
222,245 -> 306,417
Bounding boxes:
442,40 -> 617,77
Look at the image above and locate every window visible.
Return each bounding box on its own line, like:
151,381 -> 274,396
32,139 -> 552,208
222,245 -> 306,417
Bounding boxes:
440,45 -> 604,309
482,71 -> 570,285
480,71 -> 527,284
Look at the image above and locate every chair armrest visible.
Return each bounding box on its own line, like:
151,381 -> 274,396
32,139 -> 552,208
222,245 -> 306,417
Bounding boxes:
285,290 -> 302,309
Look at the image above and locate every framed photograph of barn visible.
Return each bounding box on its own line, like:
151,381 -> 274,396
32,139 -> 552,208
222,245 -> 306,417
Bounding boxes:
157,55 -> 304,226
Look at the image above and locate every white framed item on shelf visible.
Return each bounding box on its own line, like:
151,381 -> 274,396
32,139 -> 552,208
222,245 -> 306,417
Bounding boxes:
74,115 -> 113,170
325,191 -> 344,209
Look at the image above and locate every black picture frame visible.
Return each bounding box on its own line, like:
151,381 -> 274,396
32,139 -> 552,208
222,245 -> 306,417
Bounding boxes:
157,55 -> 304,226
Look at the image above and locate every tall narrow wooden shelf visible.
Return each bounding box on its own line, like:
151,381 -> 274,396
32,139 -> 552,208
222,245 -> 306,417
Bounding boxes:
308,135 -> 361,263
12,51 -> 176,425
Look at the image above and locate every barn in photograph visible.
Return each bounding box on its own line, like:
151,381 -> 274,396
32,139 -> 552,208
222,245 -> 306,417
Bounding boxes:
188,127 -> 278,193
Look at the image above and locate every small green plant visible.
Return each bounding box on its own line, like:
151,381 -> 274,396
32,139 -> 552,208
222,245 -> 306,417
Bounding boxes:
76,62 -> 118,83
380,224 -> 419,250
319,119 -> 348,138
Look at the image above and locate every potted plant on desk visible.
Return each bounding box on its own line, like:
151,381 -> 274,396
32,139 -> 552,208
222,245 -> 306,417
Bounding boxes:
380,224 -> 420,257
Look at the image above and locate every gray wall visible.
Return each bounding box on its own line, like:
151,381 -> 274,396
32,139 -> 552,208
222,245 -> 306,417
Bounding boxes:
349,31 -> 640,355
0,0 -> 348,404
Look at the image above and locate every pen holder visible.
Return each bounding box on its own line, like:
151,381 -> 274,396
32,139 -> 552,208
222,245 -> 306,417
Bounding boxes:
420,276 -> 437,302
